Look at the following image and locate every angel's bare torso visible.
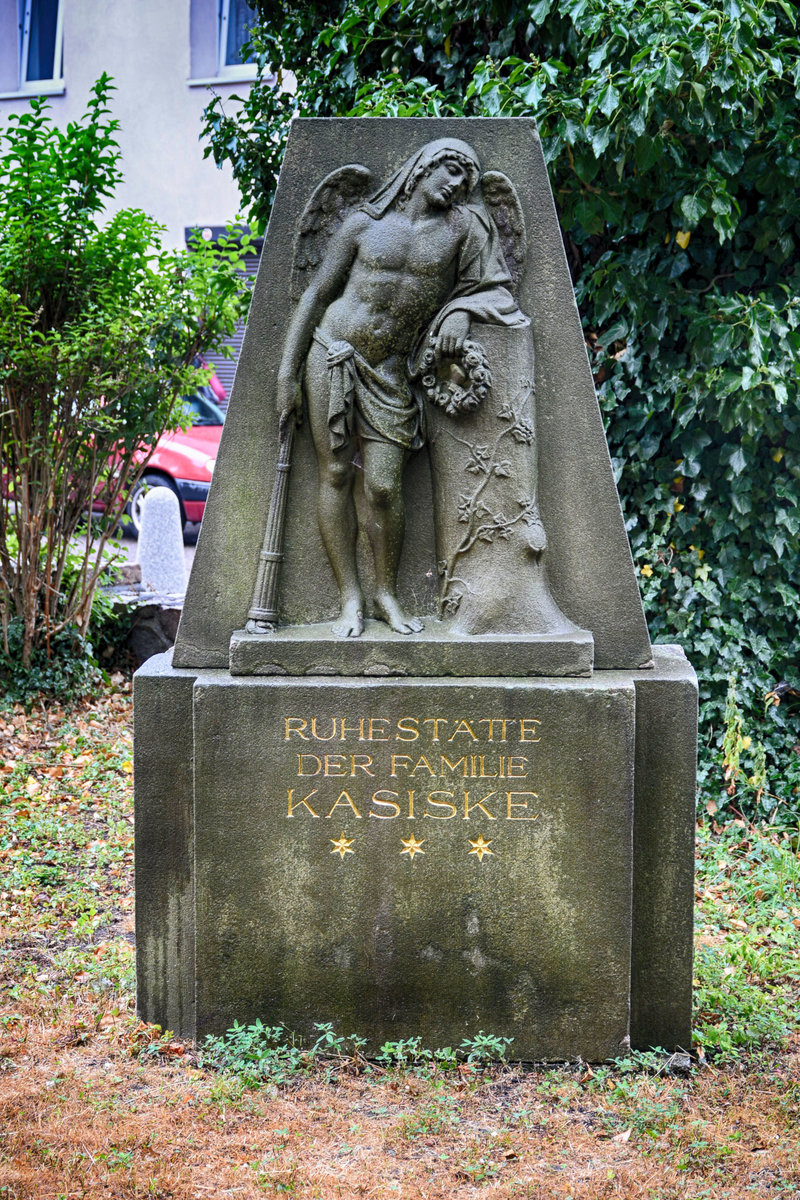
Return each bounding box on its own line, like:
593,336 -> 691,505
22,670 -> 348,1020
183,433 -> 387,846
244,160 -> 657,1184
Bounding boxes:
318,207 -> 467,367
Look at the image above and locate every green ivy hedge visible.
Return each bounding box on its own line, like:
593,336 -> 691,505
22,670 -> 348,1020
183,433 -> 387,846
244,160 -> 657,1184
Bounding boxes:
202,0 -> 800,822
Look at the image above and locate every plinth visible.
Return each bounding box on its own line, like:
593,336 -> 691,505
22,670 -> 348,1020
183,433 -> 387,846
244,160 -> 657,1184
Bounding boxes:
134,643 -> 696,1059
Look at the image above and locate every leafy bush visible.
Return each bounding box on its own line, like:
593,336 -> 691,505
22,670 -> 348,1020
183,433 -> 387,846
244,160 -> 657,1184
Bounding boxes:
0,619 -> 101,707
0,75 -> 250,685
203,0 -> 800,822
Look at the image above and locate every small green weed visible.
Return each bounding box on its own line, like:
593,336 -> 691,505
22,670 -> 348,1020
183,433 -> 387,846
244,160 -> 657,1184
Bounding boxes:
456,1154 -> 501,1184
200,1021 -> 366,1087
201,1023 -> 514,1087
460,1030 -> 514,1063
376,1031 -> 512,1072
398,1094 -> 460,1140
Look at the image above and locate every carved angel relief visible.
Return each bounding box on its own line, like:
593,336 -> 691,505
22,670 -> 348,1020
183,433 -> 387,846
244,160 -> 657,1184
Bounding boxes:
248,138 -> 575,639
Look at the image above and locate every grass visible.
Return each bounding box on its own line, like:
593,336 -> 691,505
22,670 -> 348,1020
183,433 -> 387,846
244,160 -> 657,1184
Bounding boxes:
1,685 -> 799,1198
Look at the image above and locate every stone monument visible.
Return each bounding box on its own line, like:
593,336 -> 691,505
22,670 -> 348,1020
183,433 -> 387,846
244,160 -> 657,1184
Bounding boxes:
135,119 -> 697,1061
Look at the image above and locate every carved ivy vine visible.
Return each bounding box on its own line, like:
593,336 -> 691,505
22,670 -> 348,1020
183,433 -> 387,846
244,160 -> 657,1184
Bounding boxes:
437,376 -> 545,616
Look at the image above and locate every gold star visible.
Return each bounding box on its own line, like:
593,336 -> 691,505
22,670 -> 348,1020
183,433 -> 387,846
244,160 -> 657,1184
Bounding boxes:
468,835 -> 494,862
330,832 -> 355,859
400,834 -> 425,860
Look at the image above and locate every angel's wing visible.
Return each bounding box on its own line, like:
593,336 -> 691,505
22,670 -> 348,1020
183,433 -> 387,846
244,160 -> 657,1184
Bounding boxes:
481,170 -> 527,298
289,164 -> 374,301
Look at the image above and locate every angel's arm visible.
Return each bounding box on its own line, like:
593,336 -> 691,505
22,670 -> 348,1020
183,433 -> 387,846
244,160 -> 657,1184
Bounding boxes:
277,214 -> 367,422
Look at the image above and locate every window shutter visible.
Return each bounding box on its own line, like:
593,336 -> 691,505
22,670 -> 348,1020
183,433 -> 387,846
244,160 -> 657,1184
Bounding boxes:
186,229 -> 262,410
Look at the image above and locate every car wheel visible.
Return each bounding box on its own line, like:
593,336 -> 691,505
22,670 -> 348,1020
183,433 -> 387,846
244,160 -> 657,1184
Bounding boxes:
124,473 -> 185,537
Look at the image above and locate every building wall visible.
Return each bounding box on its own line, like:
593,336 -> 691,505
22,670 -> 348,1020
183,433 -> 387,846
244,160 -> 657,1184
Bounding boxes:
0,0 -> 253,247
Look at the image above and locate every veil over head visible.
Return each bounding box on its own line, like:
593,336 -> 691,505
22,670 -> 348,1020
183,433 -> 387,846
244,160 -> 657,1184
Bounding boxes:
361,138 -> 481,218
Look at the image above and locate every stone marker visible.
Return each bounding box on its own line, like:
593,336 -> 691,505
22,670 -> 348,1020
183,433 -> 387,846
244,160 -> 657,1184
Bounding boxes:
135,118 -> 697,1060
135,486 -> 187,597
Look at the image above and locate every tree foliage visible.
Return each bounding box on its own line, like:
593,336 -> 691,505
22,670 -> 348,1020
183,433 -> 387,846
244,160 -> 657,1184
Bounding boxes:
202,1 -> 800,820
1,77 -> 250,677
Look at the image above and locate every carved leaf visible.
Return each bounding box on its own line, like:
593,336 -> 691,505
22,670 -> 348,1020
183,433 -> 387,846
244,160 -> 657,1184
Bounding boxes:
492,513 -> 512,540
290,164 -> 374,301
493,460 -> 512,478
465,445 -> 492,475
481,170 -> 527,298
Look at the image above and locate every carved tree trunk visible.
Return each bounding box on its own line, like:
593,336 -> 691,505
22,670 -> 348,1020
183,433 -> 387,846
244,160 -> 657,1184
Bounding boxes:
425,323 -> 577,636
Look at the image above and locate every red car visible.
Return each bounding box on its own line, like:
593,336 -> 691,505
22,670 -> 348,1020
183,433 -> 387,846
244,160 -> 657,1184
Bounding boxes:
124,388 -> 225,535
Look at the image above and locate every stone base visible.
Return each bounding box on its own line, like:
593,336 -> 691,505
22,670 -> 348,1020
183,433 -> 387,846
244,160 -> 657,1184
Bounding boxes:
134,645 -> 696,1060
230,620 -> 594,678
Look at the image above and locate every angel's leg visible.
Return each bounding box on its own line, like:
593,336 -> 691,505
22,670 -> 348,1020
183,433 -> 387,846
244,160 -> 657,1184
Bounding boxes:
305,344 -> 364,637
361,438 -> 423,634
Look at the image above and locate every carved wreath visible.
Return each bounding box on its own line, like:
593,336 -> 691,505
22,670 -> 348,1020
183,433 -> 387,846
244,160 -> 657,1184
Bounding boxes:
417,339 -> 493,416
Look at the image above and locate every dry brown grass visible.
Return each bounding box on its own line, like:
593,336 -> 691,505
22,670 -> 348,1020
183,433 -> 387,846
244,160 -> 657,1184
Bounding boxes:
1,689 -> 798,1200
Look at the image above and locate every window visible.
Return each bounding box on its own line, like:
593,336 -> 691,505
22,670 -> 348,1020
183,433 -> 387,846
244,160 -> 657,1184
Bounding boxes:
18,0 -> 63,88
218,0 -> 256,77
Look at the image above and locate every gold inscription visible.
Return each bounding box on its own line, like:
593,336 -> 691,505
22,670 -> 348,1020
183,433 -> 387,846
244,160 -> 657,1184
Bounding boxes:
297,753 -> 376,777
449,719 -> 479,741
287,788 -> 320,818
506,791 -> 540,820
464,790 -> 498,820
285,715 -> 543,744
423,791 -> 458,819
389,753 -> 529,780
284,714 -> 546,830
396,717 -> 419,742
326,791 -> 362,819
369,790 -> 401,819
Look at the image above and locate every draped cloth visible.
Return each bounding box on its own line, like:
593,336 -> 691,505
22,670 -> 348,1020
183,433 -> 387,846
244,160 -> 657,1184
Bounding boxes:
313,328 -> 424,453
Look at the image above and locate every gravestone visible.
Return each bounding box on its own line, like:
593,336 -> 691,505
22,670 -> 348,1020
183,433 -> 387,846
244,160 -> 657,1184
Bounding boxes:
135,118 -> 697,1060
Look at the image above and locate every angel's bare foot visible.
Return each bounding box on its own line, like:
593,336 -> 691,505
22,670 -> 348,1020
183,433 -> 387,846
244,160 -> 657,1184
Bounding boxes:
375,592 -> 424,635
331,595 -> 364,638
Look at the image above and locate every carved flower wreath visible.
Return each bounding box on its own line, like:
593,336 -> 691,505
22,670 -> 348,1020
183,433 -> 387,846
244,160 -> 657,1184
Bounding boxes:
418,338 -> 492,416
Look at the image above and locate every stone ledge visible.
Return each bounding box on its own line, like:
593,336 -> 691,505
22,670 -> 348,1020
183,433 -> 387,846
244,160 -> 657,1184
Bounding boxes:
229,620 -> 594,678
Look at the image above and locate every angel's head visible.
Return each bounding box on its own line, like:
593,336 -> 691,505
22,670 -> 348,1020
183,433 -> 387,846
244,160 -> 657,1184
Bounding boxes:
399,139 -> 481,209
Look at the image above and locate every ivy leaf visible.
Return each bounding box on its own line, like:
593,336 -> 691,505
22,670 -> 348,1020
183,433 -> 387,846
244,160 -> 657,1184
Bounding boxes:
598,83 -> 620,118
679,194 -> 707,227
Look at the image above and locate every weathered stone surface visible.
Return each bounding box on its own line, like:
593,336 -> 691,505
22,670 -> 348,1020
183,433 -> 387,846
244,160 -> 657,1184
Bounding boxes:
192,672 -> 635,1060
230,621 -> 593,678
133,653 -> 197,1034
173,118 -> 651,670
631,645 -> 697,1052
137,487 -> 187,597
